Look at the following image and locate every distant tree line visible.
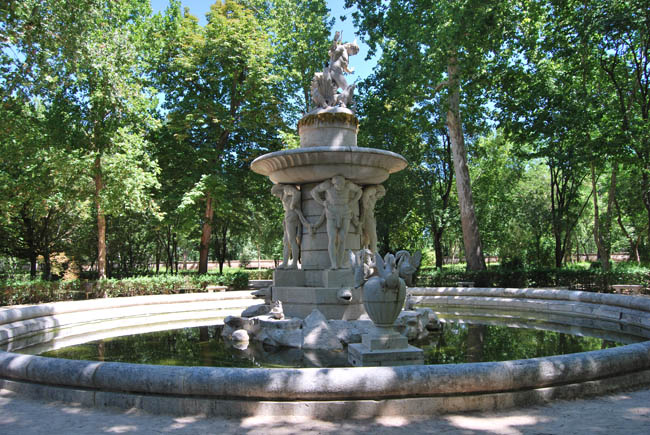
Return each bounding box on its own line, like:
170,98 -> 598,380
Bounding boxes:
0,0 -> 648,281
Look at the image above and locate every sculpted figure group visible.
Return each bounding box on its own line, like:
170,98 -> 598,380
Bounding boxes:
272,176 -> 385,271
311,31 -> 359,110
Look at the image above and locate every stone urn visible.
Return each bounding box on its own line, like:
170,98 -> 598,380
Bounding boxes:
362,253 -> 406,329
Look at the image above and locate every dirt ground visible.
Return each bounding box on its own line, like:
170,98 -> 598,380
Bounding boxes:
1,387 -> 649,434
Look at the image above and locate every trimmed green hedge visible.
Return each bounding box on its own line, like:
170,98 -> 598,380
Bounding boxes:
417,267 -> 650,293
240,269 -> 274,280
0,271 -> 249,307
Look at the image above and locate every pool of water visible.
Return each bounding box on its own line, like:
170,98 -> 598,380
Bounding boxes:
36,314 -> 646,368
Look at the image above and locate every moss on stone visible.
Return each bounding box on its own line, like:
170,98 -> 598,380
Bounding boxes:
298,112 -> 359,131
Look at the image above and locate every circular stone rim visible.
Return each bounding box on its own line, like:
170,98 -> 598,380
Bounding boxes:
1,288 -> 649,417
250,146 -> 408,184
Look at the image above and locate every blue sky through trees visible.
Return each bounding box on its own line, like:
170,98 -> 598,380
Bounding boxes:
149,0 -> 379,81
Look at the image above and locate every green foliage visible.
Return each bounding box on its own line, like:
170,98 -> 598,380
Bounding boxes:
239,269 -> 274,280
227,270 -> 250,290
2,0 -> 650,287
0,271 -> 251,307
417,264 -> 650,293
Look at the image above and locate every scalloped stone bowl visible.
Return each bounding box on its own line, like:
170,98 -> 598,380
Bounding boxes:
1,288 -> 649,419
250,146 -> 407,185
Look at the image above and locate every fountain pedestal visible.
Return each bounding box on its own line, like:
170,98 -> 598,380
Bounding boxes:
348,328 -> 424,367
239,31 -> 425,365
252,108 -> 407,320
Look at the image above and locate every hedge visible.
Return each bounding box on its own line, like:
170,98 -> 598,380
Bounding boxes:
0,271 -> 249,307
416,267 -> 650,293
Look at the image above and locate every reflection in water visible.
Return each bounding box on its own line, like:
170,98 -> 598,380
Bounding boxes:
415,320 -> 629,365
466,325 -> 486,363
36,316 -> 643,368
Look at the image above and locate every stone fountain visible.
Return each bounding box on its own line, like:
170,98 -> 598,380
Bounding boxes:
249,32 -> 424,366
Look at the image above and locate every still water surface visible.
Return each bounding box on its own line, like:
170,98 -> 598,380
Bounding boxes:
40,316 -> 643,368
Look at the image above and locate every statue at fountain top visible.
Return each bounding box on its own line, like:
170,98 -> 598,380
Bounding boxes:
271,184 -> 310,269
311,175 -> 362,270
328,31 -> 359,93
311,31 -> 359,111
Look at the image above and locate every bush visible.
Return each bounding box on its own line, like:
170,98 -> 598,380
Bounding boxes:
240,269 -> 274,280
0,271 -> 252,307
416,264 -> 650,293
227,271 -> 249,290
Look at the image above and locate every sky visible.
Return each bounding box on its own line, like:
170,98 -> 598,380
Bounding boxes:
148,0 -> 379,81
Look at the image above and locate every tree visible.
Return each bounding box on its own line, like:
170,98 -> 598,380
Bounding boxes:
347,0 -> 519,270
3,0 -> 161,279
416,131 -> 457,269
492,0 -> 605,267
263,0 -> 334,115
0,99 -> 85,278
152,1 -> 284,274
595,0 -> 650,249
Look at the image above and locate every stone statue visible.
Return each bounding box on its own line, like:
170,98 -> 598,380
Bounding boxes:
311,71 -> 335,109
310,31 -> 359,111
350,248 -> 374,287
361,252 -> 407,328
311,175 -> 362,269
395,250 -> 422,287
269,300 -> 284,320
360,185 -> 386,254
271,184 -> 310,269
328,31 -> 359,96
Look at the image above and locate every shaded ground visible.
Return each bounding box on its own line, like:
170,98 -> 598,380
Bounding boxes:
1,388 -> 649,434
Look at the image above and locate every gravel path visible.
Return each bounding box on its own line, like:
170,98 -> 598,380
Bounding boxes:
1,388 -> 649,434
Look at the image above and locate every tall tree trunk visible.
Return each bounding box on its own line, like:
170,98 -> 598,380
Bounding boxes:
42,247 -> 51,281
466,324 -> 486,363
214,224 -> 228,275
591,164 -> 618,271
155,242 -> 160,274
604,165 -> 618,265
433,226 -> 444,270
29,252 -> 37,279
22,211 -> 37,279
614,196 -> 642,265
198,192 -> 214,274
95,155 -> 107,280
173,232 -> 178,274
643,171 -> 650,243
550,167 -> 563,268
446,56 -> 485,271
591,164 -> 606,269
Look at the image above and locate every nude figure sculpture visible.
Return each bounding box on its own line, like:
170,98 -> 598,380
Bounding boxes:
360,184 -> 386,255
311,175 -> 362,269
271,184 -> 310,269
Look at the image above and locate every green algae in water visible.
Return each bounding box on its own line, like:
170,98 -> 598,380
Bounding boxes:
39,321 -> 634,368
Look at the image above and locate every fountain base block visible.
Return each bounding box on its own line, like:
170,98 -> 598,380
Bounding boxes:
273,269 -> 306,286
272,286 -> 365,320
348,328 -> 424,366
348,342 -> 424,367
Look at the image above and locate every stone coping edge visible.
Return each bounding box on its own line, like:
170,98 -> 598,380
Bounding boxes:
408,287 -> 650,312
1,341 -> 649,401
0,291 -> 256,325
2,370 -> 650,418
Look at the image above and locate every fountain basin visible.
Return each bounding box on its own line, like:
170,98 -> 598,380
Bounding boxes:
250,146 -> 407,184
1,288 -> 649,418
